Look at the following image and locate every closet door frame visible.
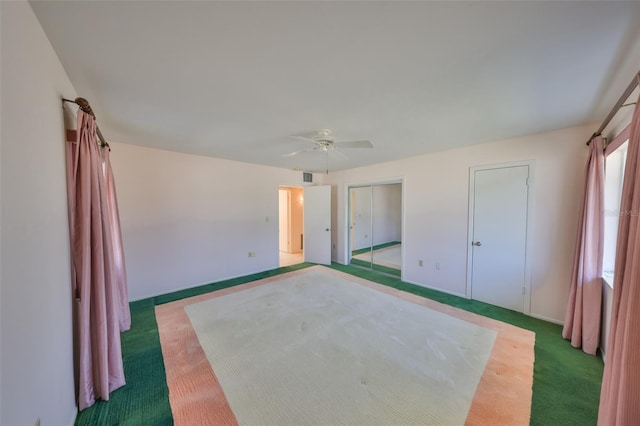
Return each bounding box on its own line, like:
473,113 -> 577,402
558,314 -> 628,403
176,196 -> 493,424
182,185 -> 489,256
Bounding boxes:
345,177 -> 405,279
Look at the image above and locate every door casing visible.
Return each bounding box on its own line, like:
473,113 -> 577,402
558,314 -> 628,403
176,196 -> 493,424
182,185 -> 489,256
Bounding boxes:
344,177 -> 405,279
466,161 -> 535,314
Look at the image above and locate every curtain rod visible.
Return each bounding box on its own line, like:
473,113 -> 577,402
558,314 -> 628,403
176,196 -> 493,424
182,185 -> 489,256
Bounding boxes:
587,70 -> 640,146
62,97 -> 110,150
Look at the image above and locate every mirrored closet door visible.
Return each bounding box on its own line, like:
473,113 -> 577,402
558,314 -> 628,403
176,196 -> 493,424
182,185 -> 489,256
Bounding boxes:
349,182 -> 402,276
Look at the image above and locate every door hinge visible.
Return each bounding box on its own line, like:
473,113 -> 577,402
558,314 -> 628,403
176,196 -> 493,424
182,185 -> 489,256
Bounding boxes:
522,287 -> 526,295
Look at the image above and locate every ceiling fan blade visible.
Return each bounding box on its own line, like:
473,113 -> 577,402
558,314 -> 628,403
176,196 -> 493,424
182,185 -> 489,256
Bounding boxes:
289,135 -> 319,144
330,149 -> 349,161
282,147 -> 315,157
334,140 -> 373,149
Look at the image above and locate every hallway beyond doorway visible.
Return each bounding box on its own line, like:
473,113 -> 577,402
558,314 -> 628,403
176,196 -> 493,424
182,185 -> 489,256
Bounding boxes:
279,251 -> 303,267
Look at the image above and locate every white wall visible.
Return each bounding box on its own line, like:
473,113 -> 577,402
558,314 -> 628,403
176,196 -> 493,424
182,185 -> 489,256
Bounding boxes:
1,2 -> 77,424
109,143 -> 316,300
328,125 -> 593,323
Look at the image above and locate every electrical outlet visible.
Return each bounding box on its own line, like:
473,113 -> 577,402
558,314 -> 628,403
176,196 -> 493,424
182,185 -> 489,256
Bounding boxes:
418,260 -> 423,267
248,252 -> 256,258
436,262 -> 441,270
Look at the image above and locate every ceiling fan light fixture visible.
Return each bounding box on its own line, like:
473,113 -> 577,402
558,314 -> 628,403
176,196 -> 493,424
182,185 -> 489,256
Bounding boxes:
317,129 -> 332,138
282,129 -> 373,171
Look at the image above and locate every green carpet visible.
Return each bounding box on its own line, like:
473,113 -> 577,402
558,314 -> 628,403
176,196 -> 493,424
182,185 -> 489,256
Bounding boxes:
330,264 -> 604,426
75,262 -> 603,426
372,263 -> 401,277
350,257 -> 402,277
73,296 -> 173,426
74,263 -> 313,425
351,240 -> 400,256
351,241 -> 402,277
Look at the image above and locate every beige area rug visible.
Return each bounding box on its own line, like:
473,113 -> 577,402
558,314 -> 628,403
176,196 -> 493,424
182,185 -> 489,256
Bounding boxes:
353,244 -> 401,269
156,266 -> 535,426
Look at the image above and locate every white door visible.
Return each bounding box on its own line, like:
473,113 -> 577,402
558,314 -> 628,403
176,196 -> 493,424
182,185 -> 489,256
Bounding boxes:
470,165 -> 529,312
304,185 -> 331,265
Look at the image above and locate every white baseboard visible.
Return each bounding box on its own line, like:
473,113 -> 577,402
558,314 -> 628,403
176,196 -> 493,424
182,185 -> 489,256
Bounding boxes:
402,279 -> 467,299
529,313 -> 564,325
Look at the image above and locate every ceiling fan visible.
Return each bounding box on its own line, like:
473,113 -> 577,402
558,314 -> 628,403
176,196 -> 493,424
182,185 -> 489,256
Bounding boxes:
282,129 -> 373,173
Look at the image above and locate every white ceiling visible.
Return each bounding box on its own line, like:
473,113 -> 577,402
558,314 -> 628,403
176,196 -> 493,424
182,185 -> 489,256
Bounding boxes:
31,1 -> 640,173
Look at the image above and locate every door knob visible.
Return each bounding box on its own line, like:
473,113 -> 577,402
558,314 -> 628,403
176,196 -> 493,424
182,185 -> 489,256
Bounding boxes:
472,241 -> 482,246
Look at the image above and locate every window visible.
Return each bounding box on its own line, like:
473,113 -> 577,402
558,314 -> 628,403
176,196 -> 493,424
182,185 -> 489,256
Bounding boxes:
603,139 -> 628,286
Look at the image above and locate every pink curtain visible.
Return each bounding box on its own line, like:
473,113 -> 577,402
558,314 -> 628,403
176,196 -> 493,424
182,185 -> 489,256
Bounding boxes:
66,110 -> 130,410
102,148 -> 131,331
598,79 -> 640,425
562,135 -> 604,355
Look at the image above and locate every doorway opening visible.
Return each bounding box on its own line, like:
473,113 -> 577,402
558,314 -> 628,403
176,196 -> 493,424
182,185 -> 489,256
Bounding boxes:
279,186 -> 304,267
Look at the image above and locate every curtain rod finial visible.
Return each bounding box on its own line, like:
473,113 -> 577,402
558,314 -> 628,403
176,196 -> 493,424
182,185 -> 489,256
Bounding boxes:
75,97 -> 95,117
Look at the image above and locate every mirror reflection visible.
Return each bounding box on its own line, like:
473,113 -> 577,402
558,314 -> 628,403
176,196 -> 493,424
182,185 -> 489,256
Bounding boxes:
350,186 -> 373,269
349,183 -> 402,276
